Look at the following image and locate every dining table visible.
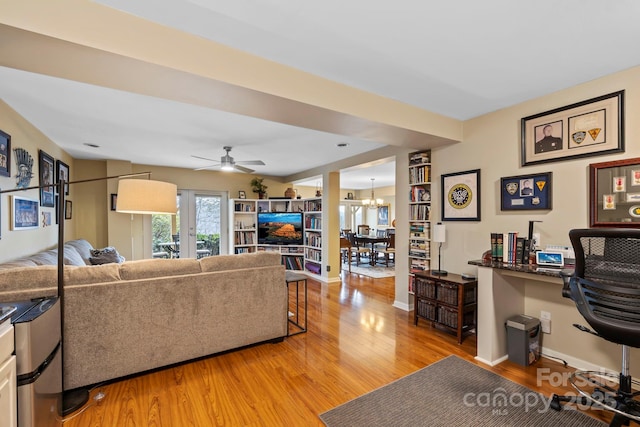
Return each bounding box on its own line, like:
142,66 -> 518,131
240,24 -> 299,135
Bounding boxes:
354,234 -> 389,265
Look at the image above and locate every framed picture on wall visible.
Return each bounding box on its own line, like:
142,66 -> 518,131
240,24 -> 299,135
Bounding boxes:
12,195 -> 39,230
521,91 -> 624,166
589,157 -> 640,227
377,204 -> 390,226
500,172 -> 552,211
38,150 -> 55,207
0,129 -> 10,177
56,159 -> 70,195
65,200 -> 72,220
441,169 -> 481,221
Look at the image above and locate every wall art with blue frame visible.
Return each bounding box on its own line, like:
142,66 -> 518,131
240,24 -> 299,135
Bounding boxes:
500,172 -> 552,211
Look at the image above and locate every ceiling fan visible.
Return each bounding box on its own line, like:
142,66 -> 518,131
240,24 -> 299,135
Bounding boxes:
192,146 -> 265,173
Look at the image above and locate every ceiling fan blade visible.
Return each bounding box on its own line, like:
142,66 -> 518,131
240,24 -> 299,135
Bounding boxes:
236,160 -> 265,166
234,164 -> 255,173
191,155 -> 220,163
194,164 -> 220,171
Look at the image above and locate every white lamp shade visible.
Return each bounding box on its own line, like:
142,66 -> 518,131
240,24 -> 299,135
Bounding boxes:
116,179 -> 177,214
433,223 -> 446,243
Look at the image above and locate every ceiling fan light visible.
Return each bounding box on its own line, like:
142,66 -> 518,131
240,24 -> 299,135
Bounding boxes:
220,158 -> 234,171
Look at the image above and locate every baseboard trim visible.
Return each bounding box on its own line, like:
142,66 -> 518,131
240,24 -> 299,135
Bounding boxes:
393,301 -> 411,311
475,354 -> 509,366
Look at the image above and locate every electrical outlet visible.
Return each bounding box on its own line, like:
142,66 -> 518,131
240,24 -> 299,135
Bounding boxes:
540,311 -> 551,334
541,318 -> 551,334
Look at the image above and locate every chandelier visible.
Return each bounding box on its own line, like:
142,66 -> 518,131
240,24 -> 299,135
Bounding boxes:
362,178 -> 384,209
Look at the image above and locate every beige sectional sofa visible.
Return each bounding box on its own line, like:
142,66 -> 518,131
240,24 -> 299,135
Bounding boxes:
0,240 -> 288,390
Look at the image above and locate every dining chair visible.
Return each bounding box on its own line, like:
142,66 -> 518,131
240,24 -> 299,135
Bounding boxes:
347,232 -> 370,266
378,233 -> 396,266
340,236 -> 352,272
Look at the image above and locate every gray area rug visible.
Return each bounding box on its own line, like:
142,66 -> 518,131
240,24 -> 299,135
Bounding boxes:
320,355 -> 606,427
342,262 -> 395,278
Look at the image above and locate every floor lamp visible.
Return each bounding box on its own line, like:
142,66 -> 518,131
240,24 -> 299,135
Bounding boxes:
432,222 -> 447,276
0,172 -> 177,415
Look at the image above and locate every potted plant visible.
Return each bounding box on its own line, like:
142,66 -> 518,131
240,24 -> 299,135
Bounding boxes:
250,177 -> 268,199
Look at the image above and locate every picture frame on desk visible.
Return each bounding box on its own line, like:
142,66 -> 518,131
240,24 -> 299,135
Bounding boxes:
500,172 -> 552,211
589,157 -> 640,227
441,169 -> 480,221
521,90 -> 624,167
238,190 -> 246,199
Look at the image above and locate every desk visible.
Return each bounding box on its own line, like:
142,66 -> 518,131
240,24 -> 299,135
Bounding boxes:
285,271 -> 307,336
468,260 -> 571,366
354,235 -> 388,265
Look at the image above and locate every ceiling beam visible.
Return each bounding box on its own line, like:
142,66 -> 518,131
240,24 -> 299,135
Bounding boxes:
0,0 -> 462,148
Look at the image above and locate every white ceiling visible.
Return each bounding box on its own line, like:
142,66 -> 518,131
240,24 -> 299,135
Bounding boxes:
2,0 -> 640,189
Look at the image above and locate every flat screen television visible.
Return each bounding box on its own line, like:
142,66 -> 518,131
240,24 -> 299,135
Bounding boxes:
257,212 -> 303,245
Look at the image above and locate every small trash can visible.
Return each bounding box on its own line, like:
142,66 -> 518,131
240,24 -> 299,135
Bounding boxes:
506,314 -> 541,366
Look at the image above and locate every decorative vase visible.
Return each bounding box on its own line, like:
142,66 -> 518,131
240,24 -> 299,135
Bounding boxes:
285,188 -> 296,199
258,192 -> 266,199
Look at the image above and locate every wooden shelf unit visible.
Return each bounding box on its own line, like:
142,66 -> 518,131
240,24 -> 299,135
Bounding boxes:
408,150 -> 431,293
413,271 -> 477,344
229,198 -> 322,276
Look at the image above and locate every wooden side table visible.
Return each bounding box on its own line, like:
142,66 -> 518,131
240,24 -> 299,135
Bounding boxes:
285,271 -> 307,336
413,271 -> 477,344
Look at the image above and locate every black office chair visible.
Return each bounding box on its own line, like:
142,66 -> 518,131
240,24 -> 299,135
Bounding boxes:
551,228 -> 640,426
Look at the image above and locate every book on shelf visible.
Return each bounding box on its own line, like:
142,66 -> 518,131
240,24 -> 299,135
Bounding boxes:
491,231 -> 529,264
409,151 -> 430,165
409,185 -> 431,202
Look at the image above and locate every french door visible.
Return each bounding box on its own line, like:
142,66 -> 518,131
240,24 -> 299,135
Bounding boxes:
178,190 -> 228,258
151,190 -> 228,259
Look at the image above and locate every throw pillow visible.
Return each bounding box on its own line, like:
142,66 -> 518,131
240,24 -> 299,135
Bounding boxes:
89,247 -> 125,265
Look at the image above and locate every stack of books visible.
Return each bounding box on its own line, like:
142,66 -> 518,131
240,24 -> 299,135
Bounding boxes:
490,232 -> 531,264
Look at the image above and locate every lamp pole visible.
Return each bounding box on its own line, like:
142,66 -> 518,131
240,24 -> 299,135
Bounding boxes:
0,171 -> 155,415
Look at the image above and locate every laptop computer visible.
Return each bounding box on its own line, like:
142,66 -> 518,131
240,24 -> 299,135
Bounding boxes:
536,251 -> 565,268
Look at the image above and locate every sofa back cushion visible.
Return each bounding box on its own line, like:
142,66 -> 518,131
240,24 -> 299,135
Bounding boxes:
119,258 -> 201,281
65,264 -> 122,286
0,259 -> 38,270
63,246 -> 87,266
0,265 -> 58,301
199,251 -> 281,272
29,249 -> 59,266
65,239 -> 94,265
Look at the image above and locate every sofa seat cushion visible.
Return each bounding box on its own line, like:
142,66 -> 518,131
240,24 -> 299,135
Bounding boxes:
65,264 -> 122,286
199,252 -> 281,272
119,258 -> 201,281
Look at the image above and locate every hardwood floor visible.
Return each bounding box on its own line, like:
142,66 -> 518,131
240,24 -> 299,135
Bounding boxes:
62,272 -> 616,426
